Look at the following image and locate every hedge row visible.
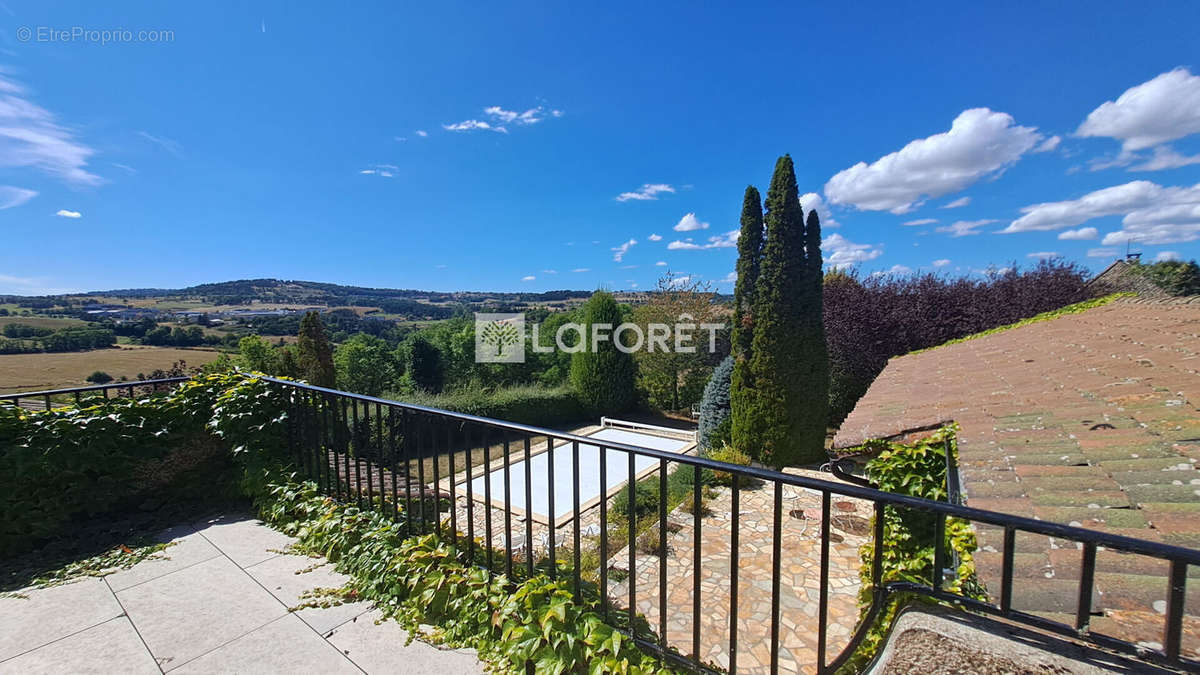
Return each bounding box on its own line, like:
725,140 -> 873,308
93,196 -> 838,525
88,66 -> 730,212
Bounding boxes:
396,384 -> 589,429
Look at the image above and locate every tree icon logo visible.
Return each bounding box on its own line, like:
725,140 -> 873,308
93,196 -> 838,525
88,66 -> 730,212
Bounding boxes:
474,313 -> 526,363
481,320 -> 520,356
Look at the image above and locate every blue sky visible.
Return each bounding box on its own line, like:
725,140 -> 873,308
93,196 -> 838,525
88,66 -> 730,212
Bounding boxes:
1,1 -> 1199,295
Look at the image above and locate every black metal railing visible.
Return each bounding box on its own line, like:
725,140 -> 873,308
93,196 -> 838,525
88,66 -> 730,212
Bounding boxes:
0,377 -> 190,411
6,377 -> 1198,672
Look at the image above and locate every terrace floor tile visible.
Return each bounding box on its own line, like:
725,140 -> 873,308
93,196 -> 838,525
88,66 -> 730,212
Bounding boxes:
0,577 -> 122,661
0,616 -> 159,675
170,614 -> 360,674
327,608 -> 486,675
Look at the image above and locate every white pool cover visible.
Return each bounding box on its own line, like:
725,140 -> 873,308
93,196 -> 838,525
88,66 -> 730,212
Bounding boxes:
465,428 -> 693,526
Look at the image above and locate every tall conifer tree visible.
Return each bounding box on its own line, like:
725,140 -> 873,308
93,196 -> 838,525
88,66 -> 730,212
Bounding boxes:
297,311 -> 336,388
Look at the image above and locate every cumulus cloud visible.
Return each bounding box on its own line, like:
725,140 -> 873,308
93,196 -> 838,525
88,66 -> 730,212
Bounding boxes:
1026,251 -> 1060,260
903,218 -> 938,226
721,271 -> 737,283
1076,68 -> 1200,152
542,269 -> 558,274
616,183 -> 675,202
572,268 -> 590,273
936,219 -> 995,237
1058,227 -> 1098,240
667,230 -> 738,250
0,186 -> 36,210
611,238 -> 637,262
655,261 -> 668,266
443,119 -> 506,133
873,264 -> 912,276
673,213 -> 710,231
824,108 -> 1043,213
823,233 -> 883,268
521,275 -> 536,282
941,196 -> 971,209
415,130 -> 428,137
1129,146 -> 1200,172
932,259 -> 951,267
1003,179 -> 1200,245
0,73 -> 100,185
798,192 -> 839,227
647,233 -> 663,241
1156,251 -> 1181,262
55,209 -> 81,218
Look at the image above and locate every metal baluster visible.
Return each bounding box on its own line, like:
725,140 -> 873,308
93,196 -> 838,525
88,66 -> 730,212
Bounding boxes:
504,435 -> 513,579
484,427 -> 494,572
465,424 -> 475,562
351,399 -> 363,508
573,441 -> 582,598
1001,527 -> 1016,614
432,412 -> 442,535
658,458 -> 668,652
1076,542 -> 1097,630
933,514 -> 947,592
599,445 -> 609,619
417,417 -> 428,532
547,437 -> 556,577
817,490 -> 830,674
341,398 -> 352,504
1164,560 -> 1187,663
401,410 -> 413,536
730,474 -> 741,673
361,403 -> 373,507
388,408 -> 399,521
524,436 -> 534,578
627,448 -> 637,636
770,481 -> 782,674
693,463 -> 702,667
376,403 -> 386,512
448,424 -> 457,551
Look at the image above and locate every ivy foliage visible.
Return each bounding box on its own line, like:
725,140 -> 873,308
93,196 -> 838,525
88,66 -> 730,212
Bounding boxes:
3,372 -> 676,674
841,424 -> 985,672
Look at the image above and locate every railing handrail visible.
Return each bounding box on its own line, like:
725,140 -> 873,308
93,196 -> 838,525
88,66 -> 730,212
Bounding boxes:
253,377 -> 1200,566
0,377 -> 189,401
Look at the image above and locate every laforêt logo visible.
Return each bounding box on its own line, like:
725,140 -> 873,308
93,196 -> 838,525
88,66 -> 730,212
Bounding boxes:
475,313 -> 525,363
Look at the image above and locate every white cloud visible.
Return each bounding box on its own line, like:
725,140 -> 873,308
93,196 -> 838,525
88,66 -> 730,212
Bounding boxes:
824,108 -> 1044,213
674,213 -> 710,232
667,230 -> 738,250
1076,68 -> 1200,152
0,73 -> 100,185
572,268 -> 590,273
1129,146 -> 1200,172
823,233 -> 883,268
415,130 -> 428,137
798,192 -> 839,227
874,264 -> 912,276
542,269 -> 558,274
1156,251 -> 1181,262
55,209 -> 80,218
932,259 -> 951,267
1058,227 -> 1098,240
655,261 -> 667,266
616,183 -> 674,202
521,275 -> 536,282
721,271 -> 737,283
1087,247 -> 1119,258
1033,135 -> 1062,153
0,185 -> 36,209
903,218 -> 938,226
359,164 -> 397,178
647,233 -> 663,241
444,106 -> 561,135
1026,251 -> 1060,260
936,219 -> 996,237
941,196 -> 971,209
1003,179 -> 1200,245
611,239 -> 637,262
443,119 -> 507,133
394,136 -> 407,142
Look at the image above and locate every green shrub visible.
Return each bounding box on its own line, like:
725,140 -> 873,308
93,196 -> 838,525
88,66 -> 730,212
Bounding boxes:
85,371 -> 113,384
697,355 -> 732,451
570,291 -> 636,415
844,424 -> 985,671
397,383 -> 587,428
704,443 -> 751,486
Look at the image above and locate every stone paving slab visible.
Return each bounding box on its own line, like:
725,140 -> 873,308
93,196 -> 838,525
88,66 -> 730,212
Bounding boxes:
0,616 -> 160,675
0,515 -> 486,675
832,298 -> 1200,658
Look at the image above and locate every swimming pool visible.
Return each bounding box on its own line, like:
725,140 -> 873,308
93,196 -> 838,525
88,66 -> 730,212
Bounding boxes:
462,426 -> 696,527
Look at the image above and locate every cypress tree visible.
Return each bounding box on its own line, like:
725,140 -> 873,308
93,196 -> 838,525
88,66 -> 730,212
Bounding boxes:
732,186 -> 764,359
297,311 -> 336,388
735,155 -> 828,467
569,291 -> 636,415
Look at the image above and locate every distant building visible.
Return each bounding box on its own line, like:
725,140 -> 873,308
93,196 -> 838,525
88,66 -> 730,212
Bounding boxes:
1085,256 -> 1170,299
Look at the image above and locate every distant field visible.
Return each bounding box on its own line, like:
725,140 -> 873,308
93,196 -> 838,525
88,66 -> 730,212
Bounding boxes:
0,316 -> 87,330
0,345 -> 223,394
